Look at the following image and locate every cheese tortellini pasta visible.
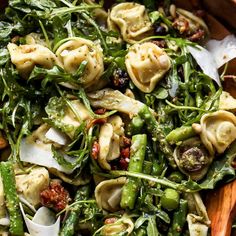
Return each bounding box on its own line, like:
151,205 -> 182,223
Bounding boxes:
55,38 -> 104,88
125,42 -> 171,93
108,3 -> 152,44
7,43 -> 58,78
95,177 -> 126,212
193,110 -> 236,155
98,115 -> 124,170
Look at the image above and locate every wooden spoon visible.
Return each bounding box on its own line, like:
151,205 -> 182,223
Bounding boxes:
205,180 -> 236,236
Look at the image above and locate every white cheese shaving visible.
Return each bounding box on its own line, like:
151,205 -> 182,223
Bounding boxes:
45,127 -> 68,146
206,34 -> 236,68
187,45 -> 221,86
20,139 -> 73,174
20,204 -> 60,236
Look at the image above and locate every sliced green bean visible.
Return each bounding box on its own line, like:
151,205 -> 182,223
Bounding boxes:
127,115 -> 144,136
0,162 -> 24,236
60,185 -> 90,236
166,126 -> 196,144
168,199 -> 188,236
160,188 -> 180,211
138,105 -> 176,168
120,134 -> 147,209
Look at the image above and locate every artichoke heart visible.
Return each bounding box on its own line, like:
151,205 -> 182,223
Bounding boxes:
174,137 -> 213,180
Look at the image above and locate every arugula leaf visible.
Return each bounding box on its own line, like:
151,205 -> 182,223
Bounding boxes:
0,48 -> 10,66
52,146 -> 89,176
44,96 -> 76,135
52,16 -> 69,46
199,141 -> 236,189
146,216 -> 158,236
0,22 -> 14,41
28,65 -> 85,88
9,0 -> 57,12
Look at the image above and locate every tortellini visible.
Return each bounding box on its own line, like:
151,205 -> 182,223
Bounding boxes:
187,214 -> 209,236
99,215 -> 134,236
98,115 -> 124,170
55,38 -> 104,88
193,110 -> 236,155
186,193 -> 210,236
125,42 -> 171,93
175,8 -> 209,36
95,177 -> 126,212
7,43 -> 58,78
108,3 -> 152,44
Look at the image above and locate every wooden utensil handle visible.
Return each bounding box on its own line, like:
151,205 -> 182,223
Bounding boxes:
206,180 -> 236,236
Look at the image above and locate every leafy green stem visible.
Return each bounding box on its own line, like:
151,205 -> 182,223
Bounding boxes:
39,20 -> 51,50
165,100 -> 208,112
80,12 -> 108,53
50,4 -> 101,19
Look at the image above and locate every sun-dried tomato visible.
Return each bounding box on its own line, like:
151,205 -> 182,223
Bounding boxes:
122,136 -> 131,147
188,29 -> 205,42
95,108 -> 107,115
0,137 -> 8,149
120,147 -> 130,159
40,180 -> 70,212
119,158 -> 129,170
91,141 -> 100,160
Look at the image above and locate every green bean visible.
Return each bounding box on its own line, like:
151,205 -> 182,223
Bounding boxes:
136,228 -> 147,236
160,188 -> 180,211
138,105 -> 176,168
120,134 -> 147,210
0,162 -> 24,236
127,115 -> 144,136
165,126 -> 196,144
168,199 -> 188,236
196,89 -> 203,107
60,185 -> 90,236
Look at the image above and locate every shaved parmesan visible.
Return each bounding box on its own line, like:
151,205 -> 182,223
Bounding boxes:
45,127 -> 69,146
206,34 -> 236,68
20,204 -> 60,236
20,139 -> 73,174
187,45 -> 221,86
0,218 -> 10,226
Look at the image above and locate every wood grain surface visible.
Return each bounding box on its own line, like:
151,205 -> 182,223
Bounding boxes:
206,180 -> 236,236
